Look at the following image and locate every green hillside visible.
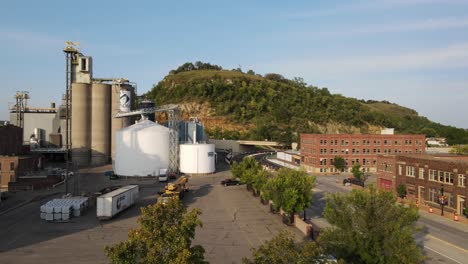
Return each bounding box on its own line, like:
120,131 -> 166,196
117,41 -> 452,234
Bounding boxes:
145,63 -> 468,145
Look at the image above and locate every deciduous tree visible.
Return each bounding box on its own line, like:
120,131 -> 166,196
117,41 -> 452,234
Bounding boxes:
321,186 -> 423,264
242,231 -> 329,264
105,198 -> 207,264
332,156 -> 346,172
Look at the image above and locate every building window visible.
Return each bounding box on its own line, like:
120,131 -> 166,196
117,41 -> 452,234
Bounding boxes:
444,172 -> 454,184
459,174 -> 466,187
429,170 -> 436,181
406,166 -> 415,177
438,171 -> 444,182
0,162 -> 2,171
446,192 -> 455,208
429,188 -> 438,203
10,162 -> 14,171
398,165 -> 402,175
418,168 -> 424,179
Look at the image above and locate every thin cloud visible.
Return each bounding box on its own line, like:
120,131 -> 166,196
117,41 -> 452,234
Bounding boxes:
261,43 -> 468,76
288,0 -> 468,18
0,29 -> 63,47
314,17 -> 468,37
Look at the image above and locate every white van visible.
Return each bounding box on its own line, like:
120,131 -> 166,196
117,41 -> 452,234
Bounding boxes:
159,169 -> 168,182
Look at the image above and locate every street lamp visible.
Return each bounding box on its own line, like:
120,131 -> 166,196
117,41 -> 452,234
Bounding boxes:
438,184 -> 447,216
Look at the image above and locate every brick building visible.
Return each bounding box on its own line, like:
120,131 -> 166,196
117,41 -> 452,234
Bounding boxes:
0,125 -> 41,191
300,133 -> 425,173
0,125 -> 22,155
377,154 -> 467,215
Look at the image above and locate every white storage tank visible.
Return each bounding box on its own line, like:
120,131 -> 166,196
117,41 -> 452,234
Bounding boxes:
114,120 -> 170,176
180,143 -> 216,174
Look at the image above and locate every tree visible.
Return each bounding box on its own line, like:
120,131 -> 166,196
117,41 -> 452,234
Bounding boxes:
262,168 -> 315,223
397,184 -> 407,199
105,197 -> 207,264
332,156 -> 346,172
231,156 -> 263,187
242,231 -> 329,264
449,145 -> 468,155
351,163 -> 364,182
321,186 -> 423,264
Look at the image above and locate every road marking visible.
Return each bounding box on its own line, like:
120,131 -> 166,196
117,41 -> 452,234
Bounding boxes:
424,245 -> 464,264
426,234 -> 468,253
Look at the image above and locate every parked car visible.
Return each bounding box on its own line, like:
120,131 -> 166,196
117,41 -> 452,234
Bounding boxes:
343,177 -> 364,187
105,170 -> 118,180
221,178 -> 240,186
159,169 -> 168,182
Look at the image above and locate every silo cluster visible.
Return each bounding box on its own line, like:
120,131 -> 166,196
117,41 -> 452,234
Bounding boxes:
70,52 -> 135,166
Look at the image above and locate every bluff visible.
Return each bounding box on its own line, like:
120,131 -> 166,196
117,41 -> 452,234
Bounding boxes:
145,63 -> 468,145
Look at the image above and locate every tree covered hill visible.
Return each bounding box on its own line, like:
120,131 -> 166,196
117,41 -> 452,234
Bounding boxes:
145,62 -> 468,145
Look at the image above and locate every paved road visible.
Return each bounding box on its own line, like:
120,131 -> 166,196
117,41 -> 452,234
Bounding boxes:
309,175 -> 468,264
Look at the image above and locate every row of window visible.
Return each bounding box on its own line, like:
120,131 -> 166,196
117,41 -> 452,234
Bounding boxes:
319,167 -> 372,173
318,139 -> 422,146
319,158 -> 376,166
399,165 -> 466,187
317,148 -> 422,155
428,188 -> 455,208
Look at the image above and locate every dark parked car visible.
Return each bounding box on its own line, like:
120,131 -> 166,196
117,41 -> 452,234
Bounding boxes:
221,178 -> 240,186
343,177 -> 364,187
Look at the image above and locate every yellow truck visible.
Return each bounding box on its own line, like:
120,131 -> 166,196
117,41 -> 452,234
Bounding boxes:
157,176 -> 188,204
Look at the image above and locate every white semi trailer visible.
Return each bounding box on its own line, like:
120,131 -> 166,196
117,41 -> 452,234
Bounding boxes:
96,185 -> 139,220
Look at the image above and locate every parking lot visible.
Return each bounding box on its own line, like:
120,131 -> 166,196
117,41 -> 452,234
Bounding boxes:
0,163 -> 304,264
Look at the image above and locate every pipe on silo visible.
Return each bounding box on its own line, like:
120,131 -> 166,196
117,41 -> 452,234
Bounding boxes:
91,83 -> 111,165
71,82 -> 91,166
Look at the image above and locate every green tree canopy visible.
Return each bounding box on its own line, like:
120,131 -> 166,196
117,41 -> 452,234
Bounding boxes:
262,168 -> 315,216
242,231 -> 331,264
105,197 -> 207,264
449,145 -> 468,155
351,163 -> 364,182
397,184 -> 407,199
231,156 -> 263,186
332,156 -> 346,172
320,186 -> 423,264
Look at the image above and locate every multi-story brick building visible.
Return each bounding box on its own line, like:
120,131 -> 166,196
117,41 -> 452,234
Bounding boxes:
0,125 -> 40,191
377,154 -> 467,216
300,133 -> 425,173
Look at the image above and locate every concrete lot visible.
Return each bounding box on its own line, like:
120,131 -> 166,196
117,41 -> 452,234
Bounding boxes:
0,163 -> 304,264
187,169 -> 304,264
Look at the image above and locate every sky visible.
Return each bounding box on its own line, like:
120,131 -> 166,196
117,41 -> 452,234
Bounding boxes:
1,0 -> 468,129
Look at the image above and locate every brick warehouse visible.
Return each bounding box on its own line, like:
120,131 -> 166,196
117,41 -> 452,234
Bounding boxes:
377,154 -> 467,216
300,133 -> 425,174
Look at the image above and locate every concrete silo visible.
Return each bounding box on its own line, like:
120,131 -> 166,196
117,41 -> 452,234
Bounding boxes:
91,82 -> 111,165
111,82 -> 135,161
71,82 -> 91,166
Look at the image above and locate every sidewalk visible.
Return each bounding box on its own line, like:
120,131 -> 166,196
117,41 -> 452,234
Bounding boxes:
418,203 -> 468,229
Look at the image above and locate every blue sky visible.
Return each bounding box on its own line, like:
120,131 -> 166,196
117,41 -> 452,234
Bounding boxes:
1,0 -> 468,128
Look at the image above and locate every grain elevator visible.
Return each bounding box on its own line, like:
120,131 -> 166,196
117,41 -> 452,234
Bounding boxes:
64,42 -> 135,166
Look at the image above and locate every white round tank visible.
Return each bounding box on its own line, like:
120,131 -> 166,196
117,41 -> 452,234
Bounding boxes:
180,144 -> 216,174
114,120 -> 170,176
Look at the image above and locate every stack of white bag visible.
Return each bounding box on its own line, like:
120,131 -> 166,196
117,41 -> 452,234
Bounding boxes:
40,197 -> 89,221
